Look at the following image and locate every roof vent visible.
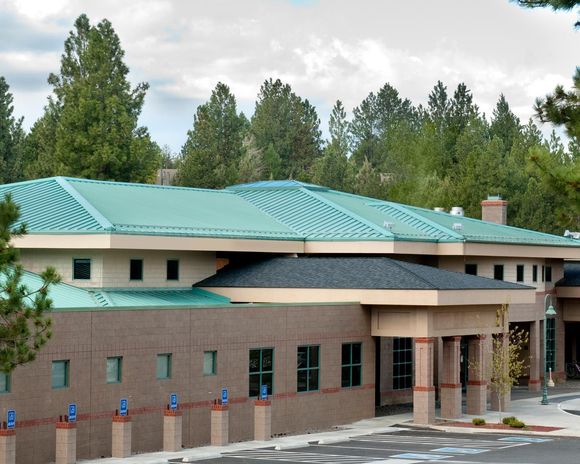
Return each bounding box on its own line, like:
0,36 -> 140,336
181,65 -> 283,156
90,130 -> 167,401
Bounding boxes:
564,230 -> 580,240
452,223 -> 463,231
383,221 -> 394,230
433,207 -> 445,213
450,207 -> 464,217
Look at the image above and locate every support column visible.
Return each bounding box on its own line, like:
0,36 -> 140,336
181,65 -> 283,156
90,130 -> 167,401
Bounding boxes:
466,335 -> 487,415
413,337 -> 435,424
529,320 -> 541,392
55,421 -> 76,464
211,404 -> 229,446
440,336 -> 462,419
0,429 -> 16,464
112,415 -> 132,458
490,332 -> 511,412
163,409 -> 182,452
254,400 -> 272,441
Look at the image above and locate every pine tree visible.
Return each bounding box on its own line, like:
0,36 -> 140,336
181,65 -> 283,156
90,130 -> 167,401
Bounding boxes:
178,82 -> 247,188
0,77 -> 26,184
0,194 -> 60,372
39,14 -> 160,182
490,94 -> 522,154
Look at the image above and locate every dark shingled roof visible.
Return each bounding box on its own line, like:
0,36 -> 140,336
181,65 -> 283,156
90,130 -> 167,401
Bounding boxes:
556,262 -> 580,287
196,257 -> 532,291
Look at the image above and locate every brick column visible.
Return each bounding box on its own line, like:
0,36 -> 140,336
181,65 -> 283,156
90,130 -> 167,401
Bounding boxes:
163,410 -> 182,452
211,404 -> 229,446
466,335 -> 487,415
112,415 -> 132,458
413,337 -> 435,424
490,333 -> 511,412
0,429 -> 16,464
254,400 -> 271,441
528,320 -> 541,392
440,336 -> 462,419
55,421 -> 76,464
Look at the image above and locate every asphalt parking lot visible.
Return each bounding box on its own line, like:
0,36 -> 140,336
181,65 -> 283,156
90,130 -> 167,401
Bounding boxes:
180,428 -> 580,464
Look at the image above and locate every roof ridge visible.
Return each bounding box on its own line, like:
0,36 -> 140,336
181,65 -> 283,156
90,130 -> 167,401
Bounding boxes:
65,176 -> 232,194
301,188 -> 394,238
54,177 -> 115,231
386,259 -> 437,289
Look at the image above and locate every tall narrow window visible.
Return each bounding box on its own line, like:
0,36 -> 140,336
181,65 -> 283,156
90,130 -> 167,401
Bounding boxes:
106,357 -> 122,384
465,264 -> 477,276
203,351 -> 217,376
73,259 -> 91,280
493,265 -> 504,281
516,265 -> 524,283
249,348 -> 274,397
393,337 -> 413,390
546,318 -> 556,371
0,372 -> 10,393
297,345 -> 320,392
533,265 -> 538,283
167,259 -> 179,281
52,360 -> 69,389
341,343 -> 362,388
130,259 -> 143,281
156,353 -> 172,379
542,265 -> 545,282
545,266 -> 552,283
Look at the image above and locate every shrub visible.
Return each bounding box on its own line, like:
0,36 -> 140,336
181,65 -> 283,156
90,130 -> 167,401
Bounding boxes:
502,416 -> 517,425
509,419 -> 526,428
472,418 -> 486,426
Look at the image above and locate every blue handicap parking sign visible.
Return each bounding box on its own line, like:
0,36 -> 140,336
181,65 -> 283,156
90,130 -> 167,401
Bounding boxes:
6,410 -> 15,429
261,384 -> 268,400
170,393 -> 178,410
120,398 -> 128,416
221,388 -> 228,405
68,404 -> 77,422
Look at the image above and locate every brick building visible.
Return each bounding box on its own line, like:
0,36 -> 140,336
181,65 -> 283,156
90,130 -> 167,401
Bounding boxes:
0,177 -> 579,463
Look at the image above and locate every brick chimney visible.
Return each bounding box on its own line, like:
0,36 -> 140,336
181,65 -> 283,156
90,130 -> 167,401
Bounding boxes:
481,195 -> 508,225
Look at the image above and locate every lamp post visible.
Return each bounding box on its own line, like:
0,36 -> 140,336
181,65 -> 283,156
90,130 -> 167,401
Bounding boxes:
541,294 -> 557,405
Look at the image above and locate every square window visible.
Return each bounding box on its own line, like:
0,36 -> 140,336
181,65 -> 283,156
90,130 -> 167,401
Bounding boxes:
516,265 -> 524,282
130,259 -> 143,281
167,259 -> 179,281
545,266 -> 552,283
533,265 -> 538,282
341,343 -> 362,388
465,264 -> 477,276
0,372 -> 10,393
156,353 -> 172,379
248,348 -> 274,397
73,259 -> 91,280
203,351 -> 217,376
493,264 -> 504,281
52,360 -> 69,389
106,357 -> 122,384
297,345 -> 319,392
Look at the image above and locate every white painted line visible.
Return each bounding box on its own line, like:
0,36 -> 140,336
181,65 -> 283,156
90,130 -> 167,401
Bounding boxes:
431,447 -> 489,454
391,453 -> 452,460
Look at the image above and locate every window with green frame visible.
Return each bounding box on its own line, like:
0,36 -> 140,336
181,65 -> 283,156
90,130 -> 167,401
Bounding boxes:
546,318 -> 556,371
249,348 -> 273,397
106,357 -> 122,383
52,360 -> 69,389
341,343 -> 362,388
156,353 -> 172,379
393,337 -> 413,390
297,345 -> 319,392
0,372 -> 10,393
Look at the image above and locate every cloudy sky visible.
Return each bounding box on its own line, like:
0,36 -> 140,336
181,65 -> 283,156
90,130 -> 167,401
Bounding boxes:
1,0 -> 578,152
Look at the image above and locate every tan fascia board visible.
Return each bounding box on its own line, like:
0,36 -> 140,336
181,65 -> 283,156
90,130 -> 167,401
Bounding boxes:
13,234 -> 304,253
200,286 -> 535,306
305,240 -> 439,254
461,242 -> 580,259
556,287 -> 580,298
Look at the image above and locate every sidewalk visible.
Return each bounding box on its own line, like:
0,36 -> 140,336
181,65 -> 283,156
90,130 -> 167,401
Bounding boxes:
80,381 -> 580,464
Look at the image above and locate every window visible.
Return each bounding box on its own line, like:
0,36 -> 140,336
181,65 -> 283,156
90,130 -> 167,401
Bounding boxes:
106,357 -> 122,384
297,345 -> 319,392
545,266 -> 552,283
0,372 -> 10,393
249,348 -> 274,397
542,265 -> 545,282
73,258 -> 91,280
493,265 -> 504,281
465,264 -> 477,276
52,360 -> 69,389
130,259 -> 143,281
203,351 -> 217,376
546,318 -> 556,371
516,265 -> 524,283
393,337 -> 413,390
533,265 -> 538,283
167,259 -> 179,281
341,343 -> 362,388
156,353 -> 172,379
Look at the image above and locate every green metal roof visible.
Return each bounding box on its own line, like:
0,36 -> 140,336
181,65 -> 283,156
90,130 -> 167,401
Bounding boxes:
6,271 -> 231,310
